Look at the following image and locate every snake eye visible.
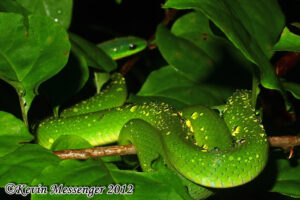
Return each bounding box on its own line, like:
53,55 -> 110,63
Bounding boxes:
129,43 -> 137,50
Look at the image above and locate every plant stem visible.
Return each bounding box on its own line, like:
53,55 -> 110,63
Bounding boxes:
18,94 -> 28,128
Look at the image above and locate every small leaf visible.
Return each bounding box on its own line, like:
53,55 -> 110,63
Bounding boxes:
94,72 -> 110,94
273,25 -> 300,52
16,0 -> 73,29
0,111 -> 33,157
69,32 -> 117,72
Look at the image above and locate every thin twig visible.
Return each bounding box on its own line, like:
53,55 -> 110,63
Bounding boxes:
53,144 -> 136,160
53,136 -> 300,160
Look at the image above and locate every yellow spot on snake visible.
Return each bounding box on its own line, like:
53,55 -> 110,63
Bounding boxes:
88,123 -> 91,127
260,133 -> 265,137
191,112 -> 199,120
166,131 -> 171,136
205,136 -> 208,140
200,113 -> 204,116
232,126 -> 241,136
116,88 -> 123,92
201,144 -> 208,152
178,112 -> 183,117
171,113 -> 178,116
201,127 -> 205,131
49,138 -> 54,143
130,106 -> 138,112
185,120 -> 194,132
256,154 -> 260,158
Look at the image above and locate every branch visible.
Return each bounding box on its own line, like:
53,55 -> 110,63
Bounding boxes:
268,135 -> 300,150
53,136 -> 300,160
53,144 -> 136,160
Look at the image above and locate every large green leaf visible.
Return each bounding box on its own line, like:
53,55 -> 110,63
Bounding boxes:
164,0 -> 286,101
31,159 -> 194,200
138,66 -> 233,107
271,158 -> 300,198
0,13 -> 70,114
16,0 -> 73,29
0,144 -> 60,186
156,24 -> 214,82
171,11 -> 253,71
0,111 -> 33,157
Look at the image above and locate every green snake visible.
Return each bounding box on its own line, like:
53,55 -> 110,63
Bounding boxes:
36,36 -> 268,198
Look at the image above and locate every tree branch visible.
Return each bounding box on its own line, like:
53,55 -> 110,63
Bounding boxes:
53,136 -> 300,160
268,135 -> 300,150
53,144 -> 136,160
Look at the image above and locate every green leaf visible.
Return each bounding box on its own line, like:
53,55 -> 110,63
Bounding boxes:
0,0 -> 30,17
156,24 -> 214,82
69,32 -> 117,72
94,72 -> 110,94
0,111 -> 33,157
0,144 -> 60,186
271,158 -> 300,198
171,11 -> 213,36
138,66 -> 233,106
273,25 -> 300,52
0,13 -> 70,114
16,0 -> 73,29
164,0 -> 286,104
51,135 -> 93,151
31,159 -> 194,200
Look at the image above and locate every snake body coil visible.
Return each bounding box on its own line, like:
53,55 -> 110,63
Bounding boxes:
37,73 -> 268,189
36,37 -> 268,199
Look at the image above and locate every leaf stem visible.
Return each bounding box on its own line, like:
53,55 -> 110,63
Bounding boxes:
18,93 -> 28,128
